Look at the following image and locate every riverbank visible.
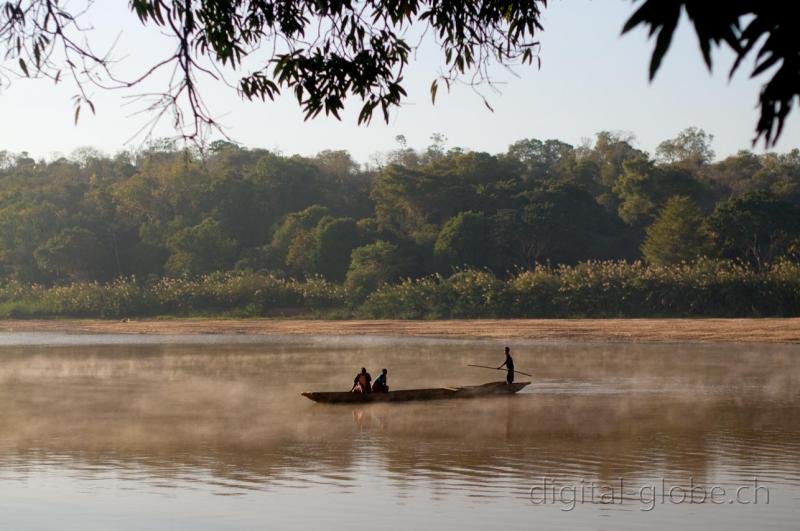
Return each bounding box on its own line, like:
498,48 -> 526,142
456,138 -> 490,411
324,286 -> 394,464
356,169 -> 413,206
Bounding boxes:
0,318 -> 798,343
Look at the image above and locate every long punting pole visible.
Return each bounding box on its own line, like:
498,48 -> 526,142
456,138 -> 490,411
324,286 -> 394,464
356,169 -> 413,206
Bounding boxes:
467,364 -> 533,378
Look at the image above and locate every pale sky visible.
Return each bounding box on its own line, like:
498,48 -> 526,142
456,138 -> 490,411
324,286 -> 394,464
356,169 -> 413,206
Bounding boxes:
0,0 -> 798,162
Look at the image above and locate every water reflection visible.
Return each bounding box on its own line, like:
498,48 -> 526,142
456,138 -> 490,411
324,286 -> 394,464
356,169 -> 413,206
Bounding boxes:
0,336 -> 798,530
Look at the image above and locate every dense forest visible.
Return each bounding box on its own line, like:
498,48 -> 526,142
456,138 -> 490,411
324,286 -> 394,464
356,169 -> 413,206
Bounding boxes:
1,128 -> 799,318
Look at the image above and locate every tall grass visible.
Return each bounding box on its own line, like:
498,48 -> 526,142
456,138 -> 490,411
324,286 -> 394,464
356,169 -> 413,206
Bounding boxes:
0,260 -> 799,319
362,260 -> 800,318
0,273 -> 346,319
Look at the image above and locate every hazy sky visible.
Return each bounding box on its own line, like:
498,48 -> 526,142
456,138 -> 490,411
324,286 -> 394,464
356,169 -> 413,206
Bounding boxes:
0,0 -> 798,162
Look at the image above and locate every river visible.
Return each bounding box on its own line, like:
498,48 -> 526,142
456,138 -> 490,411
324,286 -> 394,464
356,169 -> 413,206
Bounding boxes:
0,333 -> 798,530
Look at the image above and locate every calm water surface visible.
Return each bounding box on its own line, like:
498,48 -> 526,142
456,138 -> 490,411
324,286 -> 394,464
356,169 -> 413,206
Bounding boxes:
0,333 -> 798,530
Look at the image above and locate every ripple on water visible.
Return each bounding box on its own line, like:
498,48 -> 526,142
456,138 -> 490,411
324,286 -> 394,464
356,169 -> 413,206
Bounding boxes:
0,336 -> 799,530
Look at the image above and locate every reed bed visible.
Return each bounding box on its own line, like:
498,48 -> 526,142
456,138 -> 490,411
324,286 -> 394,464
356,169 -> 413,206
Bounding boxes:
0,260 -> 798,319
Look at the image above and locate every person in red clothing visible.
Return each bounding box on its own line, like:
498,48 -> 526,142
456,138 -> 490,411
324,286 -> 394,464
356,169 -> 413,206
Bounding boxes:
351,367 -> 372,393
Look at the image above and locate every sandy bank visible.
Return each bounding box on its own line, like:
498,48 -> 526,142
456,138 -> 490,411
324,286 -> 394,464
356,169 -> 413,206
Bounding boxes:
0,318 -> 798,343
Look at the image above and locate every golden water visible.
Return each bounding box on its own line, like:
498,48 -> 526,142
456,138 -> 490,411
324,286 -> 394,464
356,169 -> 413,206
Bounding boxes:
0,334 -> 798,530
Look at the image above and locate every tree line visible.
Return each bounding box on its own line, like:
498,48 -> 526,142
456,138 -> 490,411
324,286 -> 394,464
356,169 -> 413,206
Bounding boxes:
0,128 -> 799,313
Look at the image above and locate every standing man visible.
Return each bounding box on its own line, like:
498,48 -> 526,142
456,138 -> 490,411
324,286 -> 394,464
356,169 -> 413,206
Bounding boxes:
498,346 -> 514,384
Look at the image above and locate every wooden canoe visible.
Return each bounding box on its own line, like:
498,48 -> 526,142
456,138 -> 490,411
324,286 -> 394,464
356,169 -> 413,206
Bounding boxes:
301,381 -> 530,404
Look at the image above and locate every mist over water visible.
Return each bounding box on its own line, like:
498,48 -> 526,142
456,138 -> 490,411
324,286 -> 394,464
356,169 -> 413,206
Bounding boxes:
0,334 -> 798,530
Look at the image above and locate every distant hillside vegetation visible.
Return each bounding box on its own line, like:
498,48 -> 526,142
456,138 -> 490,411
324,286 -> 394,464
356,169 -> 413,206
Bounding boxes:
1,129 -> 799,317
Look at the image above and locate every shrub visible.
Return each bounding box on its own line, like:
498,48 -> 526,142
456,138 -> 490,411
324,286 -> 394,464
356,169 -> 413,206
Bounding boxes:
0,260 -> 799,319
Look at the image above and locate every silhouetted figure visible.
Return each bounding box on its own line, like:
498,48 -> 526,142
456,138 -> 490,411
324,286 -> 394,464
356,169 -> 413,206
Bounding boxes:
352,367 -> 372,393
373,368 -> 389,393
498,346 -> 514,384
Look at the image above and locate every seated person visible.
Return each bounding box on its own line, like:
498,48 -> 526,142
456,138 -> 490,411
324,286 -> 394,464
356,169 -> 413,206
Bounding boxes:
372,368 -> 389,393
351,367 -> 372,393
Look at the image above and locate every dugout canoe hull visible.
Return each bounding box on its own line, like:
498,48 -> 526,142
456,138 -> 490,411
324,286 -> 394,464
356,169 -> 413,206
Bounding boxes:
302,381 -> 530,404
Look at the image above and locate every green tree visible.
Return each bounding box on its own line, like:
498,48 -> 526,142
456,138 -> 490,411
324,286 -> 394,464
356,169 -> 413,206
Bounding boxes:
165,219 -> 238,275
285,230 -> 319,275
754,150 -> 800,201
707,149 -> 800,201
313,217 -> 362,281
0,201 -> 64,281
311,150 -> 373,219
33,227 -> 107,281
270,205 -> 330,263
706,150 -> 764,197
656,127 -> 715,167
371,150 -> 517,242
641,196 -> 711,265
708,192 -> 800,269
434,211 -> 494,272
494,185 -> 628,268
614,154 -> 709,226
505,138 -> 574,184
0,134 -> 797,289
345,241 -> 402,301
